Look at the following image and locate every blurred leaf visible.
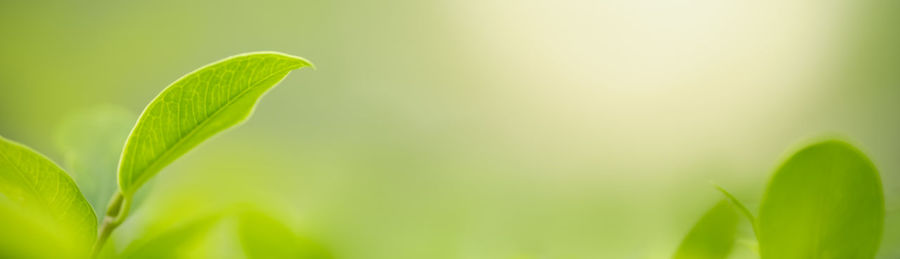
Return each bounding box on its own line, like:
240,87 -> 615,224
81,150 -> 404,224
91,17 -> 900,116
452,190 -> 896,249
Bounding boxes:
119,213 -> 224,259
713,184 -> 756,233
120,209 -> 331,259
758,140 -> 884,258
55,105 -> 135,220
0,135 -> 97,256
673,200 -> 740,259
117,52 -> 313,197
238,210 -> 333,259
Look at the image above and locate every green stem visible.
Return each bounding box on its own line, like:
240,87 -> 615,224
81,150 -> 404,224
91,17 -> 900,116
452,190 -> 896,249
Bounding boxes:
91,191 -> 131,258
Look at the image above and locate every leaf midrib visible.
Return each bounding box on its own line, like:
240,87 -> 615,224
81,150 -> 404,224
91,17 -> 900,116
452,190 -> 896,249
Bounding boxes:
122,65 -> 300,194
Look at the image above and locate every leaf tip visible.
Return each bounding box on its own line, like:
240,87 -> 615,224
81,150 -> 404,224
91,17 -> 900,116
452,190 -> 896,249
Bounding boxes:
239,51 -> 315,70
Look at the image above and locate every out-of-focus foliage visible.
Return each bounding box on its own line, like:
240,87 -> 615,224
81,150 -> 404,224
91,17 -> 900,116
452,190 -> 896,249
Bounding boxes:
677,139 -> 886,259
117,208 -> 330,259
239,210 -> 333,259
758,140 -> 883,258
118,213 -> 224,259
713,185 -> 756,234
673,200 -> 740,259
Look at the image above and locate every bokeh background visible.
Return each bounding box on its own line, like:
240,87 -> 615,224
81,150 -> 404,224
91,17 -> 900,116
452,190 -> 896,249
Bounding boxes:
1,0 -> 898,258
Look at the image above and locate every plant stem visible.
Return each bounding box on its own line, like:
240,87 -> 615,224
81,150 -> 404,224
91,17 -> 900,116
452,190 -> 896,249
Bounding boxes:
91,191 -> 131,258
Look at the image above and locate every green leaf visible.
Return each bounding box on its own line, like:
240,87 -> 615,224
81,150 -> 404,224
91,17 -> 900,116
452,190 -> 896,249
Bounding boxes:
117,52 -> 313,197
673,200 -> 740,259
758,140 -> 884,258
120,209 -> 331,259
0,135 -> 97,254
713,184 -> 757,234
238,210 -> 333,259
55,105 -> 135,220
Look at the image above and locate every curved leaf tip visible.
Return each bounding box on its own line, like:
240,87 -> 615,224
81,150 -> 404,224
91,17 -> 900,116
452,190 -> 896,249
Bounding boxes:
117,52 -> 313,197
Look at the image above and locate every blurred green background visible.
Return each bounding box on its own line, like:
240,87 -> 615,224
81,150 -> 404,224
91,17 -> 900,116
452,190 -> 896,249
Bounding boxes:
1,0 -> 898,258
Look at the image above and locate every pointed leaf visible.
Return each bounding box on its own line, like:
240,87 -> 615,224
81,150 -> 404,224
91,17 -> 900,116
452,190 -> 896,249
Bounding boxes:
674,200 -> 740,259
713,184 -> 757,234
238,210 -> 333,259
758,140 -> 884,258
117,52 -> 312,197
118,214 -> 224,259
0,135 -> 97,254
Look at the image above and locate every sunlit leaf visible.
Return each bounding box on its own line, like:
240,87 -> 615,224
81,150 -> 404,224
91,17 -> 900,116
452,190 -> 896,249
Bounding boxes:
56,105 -> 135,219
0,135 -> 97,256
673,200 -> 740,259
238,210 -> 332,259
117,52 -> 313,197
758,140 -> 884,258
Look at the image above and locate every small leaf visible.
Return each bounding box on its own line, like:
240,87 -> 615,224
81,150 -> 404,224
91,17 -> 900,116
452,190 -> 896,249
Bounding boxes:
0,135 -> 97,254
713,184 -> 757,234
238,210 -> 332,259
55,105 -> 135,219
673,200 -> 740,259
758,140 -> 884,258
117,52 -> 312,197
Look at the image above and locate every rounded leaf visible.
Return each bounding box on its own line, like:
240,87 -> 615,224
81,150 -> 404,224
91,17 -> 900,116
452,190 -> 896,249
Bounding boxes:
758,140 -> 884,258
